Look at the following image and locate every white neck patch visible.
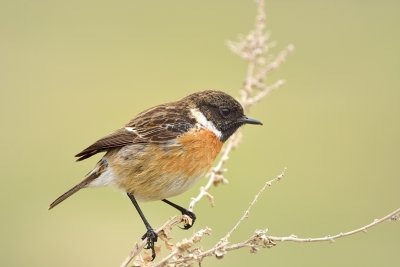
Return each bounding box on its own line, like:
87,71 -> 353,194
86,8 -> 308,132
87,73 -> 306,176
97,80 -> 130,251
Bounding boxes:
190,108 -> 222,139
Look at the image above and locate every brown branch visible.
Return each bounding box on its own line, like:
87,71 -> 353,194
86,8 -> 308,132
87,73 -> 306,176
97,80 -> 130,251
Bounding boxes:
268,207 -> 400,243
153,170 -> 285,266
222,169 -> 285,242
159,204 -> 400,266
120,216 -> 181,267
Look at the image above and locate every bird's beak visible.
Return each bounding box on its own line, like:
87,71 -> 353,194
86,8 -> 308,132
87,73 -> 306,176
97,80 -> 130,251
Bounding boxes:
241,116 -> 263,125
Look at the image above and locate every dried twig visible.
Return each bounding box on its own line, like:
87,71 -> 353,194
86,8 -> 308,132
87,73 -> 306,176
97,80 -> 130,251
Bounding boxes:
268,207 -> 400,243
154,178 -> 399,266
154,170 -> 285,266
120,217 -> 181,267
222,169 -> 285,241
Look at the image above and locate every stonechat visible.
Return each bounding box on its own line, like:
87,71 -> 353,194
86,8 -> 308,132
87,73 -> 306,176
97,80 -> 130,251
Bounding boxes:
49,90 -> 262,260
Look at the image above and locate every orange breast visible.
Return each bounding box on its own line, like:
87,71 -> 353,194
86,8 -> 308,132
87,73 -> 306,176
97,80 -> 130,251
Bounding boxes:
172,128 -> 223,177
111,129 -> 223,201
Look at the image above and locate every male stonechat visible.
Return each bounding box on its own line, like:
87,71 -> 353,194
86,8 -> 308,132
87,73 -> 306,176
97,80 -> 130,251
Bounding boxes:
49,90 -> 262,260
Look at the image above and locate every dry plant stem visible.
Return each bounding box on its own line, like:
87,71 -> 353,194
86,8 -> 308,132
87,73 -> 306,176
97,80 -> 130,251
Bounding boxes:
268,207 -> 400,243
223,169 -> 285,241
152,251 -> 177,267
153,228 -> 212,267
120,216 -> 180,267
154,171 -> 285,266
161,208 -> 400,266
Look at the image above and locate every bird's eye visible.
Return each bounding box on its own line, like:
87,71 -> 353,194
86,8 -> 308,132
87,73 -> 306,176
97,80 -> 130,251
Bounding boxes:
219,107 -> 231,117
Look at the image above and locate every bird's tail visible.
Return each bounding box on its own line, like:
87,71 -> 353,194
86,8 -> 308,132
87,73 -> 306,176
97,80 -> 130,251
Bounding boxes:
48,175 -> 94,210
48,159 -> 108,210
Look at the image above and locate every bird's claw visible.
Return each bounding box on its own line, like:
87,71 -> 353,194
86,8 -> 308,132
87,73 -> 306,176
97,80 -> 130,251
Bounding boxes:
179,210 -> 196,230
141,228 -> 158,260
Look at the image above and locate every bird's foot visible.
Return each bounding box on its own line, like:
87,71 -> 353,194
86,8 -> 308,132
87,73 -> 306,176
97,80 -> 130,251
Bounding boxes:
180,210 -> 196,230
141,228 -> 158,260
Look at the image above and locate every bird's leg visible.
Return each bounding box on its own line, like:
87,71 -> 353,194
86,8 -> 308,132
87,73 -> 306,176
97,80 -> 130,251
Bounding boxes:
127,193 -> 158,260
162,199 -> 196,229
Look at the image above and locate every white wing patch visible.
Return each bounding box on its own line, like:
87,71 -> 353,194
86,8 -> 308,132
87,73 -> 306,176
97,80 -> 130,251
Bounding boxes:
190,108 -> 222,138
125,127 -> 144,138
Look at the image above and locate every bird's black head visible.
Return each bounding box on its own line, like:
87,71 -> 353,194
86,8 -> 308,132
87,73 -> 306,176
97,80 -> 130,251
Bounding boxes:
184,90 -> 262,142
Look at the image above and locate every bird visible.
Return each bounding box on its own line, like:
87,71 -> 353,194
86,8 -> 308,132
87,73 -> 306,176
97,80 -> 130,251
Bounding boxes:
49,90 -> 262,260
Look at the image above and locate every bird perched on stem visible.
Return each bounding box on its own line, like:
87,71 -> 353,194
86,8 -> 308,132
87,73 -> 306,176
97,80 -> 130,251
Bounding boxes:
49,90 -> 262,260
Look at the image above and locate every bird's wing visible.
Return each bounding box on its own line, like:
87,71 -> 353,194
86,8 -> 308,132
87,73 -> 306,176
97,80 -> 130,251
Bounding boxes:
75,104 -> 195,161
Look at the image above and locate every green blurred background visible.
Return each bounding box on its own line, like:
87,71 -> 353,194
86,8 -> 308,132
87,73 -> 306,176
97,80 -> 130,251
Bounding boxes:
1,0 -> 399,266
